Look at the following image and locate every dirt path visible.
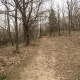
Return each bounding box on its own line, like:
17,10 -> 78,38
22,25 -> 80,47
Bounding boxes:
0,32 -> 80,80
20,37 -> 57,80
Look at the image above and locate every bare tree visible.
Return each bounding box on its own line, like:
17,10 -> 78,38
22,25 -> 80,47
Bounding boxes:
66,0 -> 79,34
1,0 -> 45,46
14,0 -> 19,53
57,4 -> 61,36
67,0 -> 71,35
14,0 -> 44,46
4,0 -> 14,46
62,5 -> 65,34
49,8 -> 57,36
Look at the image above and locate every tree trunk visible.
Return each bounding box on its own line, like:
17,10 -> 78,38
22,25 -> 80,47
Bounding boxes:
53,25 -> 55,37
49,27 -> 52,36
49,30 -> 52,36
7,13 -> 14,46
23,26 -> 27,41
6,1 -> 14,46
58,5 -> 60,36
39,23 -> 42,38
23,20 -> 30,46
69,11 -> 71,35
59,26 -> 60,36
15,0 -> 19,53
63,25 -> 64,34
25,25 -> 30,46
26,32 -> 30,46
58,18 -> 60,36
5,8 -> 7,46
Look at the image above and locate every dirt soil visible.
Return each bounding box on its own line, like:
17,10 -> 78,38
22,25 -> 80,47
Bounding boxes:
0,32 -> 80,80
20,32 -> 80,80
20,37 -> 57,80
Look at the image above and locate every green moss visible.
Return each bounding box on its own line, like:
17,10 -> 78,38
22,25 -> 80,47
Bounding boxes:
0,76 -> 6,80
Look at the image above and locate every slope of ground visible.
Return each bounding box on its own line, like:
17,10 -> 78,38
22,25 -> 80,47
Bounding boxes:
0,43 -> 39,80
0,31 -> 80,80
20,37 -> 56,80
20,31 -> 80,80
53,32 -> 80,80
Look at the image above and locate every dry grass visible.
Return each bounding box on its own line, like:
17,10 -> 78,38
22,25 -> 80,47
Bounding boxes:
0,42 -> 38,80
51,31 -> 80,80
0,31 -> 80,80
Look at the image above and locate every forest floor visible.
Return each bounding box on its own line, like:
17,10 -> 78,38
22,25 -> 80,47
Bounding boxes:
0,31 -> 80,80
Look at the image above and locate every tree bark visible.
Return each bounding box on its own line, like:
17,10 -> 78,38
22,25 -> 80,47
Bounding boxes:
69,11 -> 71,35
22,19 -> 30,46
25,26 -> 30,46
15,0 -> 19,53
6,1 -> 14,46
58,5 -> 61,36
